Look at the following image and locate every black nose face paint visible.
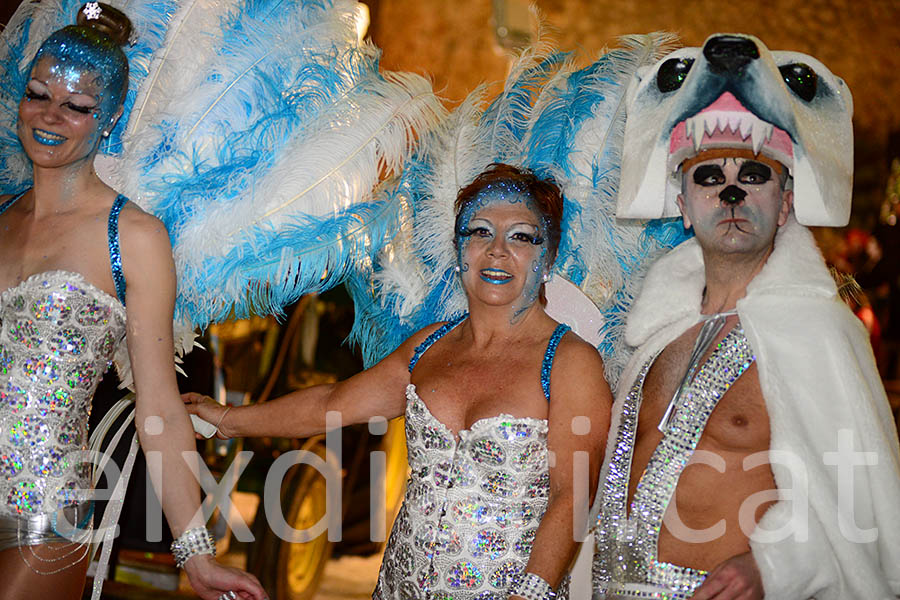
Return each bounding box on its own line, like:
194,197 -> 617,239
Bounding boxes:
719,185 -> 747,205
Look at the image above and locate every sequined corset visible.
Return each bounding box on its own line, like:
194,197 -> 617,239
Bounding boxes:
592,326 -> 756,599
374,384 -> 558,600
0,271 -> 126,518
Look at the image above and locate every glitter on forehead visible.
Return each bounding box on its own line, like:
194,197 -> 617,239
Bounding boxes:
455,180 -> 550,243
32,26 -> 127,122
452,179 -> 556,323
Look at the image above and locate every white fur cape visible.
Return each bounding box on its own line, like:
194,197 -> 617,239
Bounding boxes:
610,217 -> 900,599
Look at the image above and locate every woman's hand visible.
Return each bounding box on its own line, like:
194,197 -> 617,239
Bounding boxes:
182,554 -> 267,600
182,392 -> 233,439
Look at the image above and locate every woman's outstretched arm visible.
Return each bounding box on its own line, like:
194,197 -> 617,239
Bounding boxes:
184,323 -> 443,439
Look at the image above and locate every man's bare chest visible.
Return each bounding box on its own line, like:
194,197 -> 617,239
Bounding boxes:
632,321 -> 771,472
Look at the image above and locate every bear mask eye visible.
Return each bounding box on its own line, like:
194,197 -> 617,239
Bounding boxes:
780,62 -> 818,102
657,58 -> 694,93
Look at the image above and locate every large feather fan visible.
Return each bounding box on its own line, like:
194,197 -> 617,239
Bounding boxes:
103,0 -> 446,328
349,32 -> 690,387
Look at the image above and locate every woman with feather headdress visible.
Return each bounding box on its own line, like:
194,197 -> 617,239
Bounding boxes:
0,3 -> 266,599
0,0 -> 443,597
185,162 -> 613,599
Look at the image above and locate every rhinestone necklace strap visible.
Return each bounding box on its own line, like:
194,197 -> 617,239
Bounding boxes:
657,310 -> 736,432
408,313 -> 468,373
540,323 -> 570,402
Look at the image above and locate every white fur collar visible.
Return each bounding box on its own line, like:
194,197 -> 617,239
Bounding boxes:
625,216 -> 836,347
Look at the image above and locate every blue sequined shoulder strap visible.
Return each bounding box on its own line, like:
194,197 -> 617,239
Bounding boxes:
408,313 -> 468,373
108,195 -> 128,306
0,190 -> 27,217
541,323 -> 571,402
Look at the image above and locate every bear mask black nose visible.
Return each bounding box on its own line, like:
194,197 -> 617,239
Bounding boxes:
704,36 -> 759,74
719,185 -> 747,205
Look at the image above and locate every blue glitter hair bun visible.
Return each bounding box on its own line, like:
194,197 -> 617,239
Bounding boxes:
75,2 -> 132,47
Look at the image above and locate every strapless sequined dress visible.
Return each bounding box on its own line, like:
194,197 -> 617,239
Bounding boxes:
373,318 -> 570,600
0,270 -> 126,520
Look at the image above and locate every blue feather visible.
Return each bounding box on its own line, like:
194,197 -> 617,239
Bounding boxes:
520,58 -> 613,179
179,196 -> 403,327
104,0 -> 181,154
117,0 -> 443,328
482,52 -> 567,160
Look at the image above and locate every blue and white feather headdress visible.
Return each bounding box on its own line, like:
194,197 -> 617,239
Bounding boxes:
103,0 -> 446,330
348,32 -> 690,386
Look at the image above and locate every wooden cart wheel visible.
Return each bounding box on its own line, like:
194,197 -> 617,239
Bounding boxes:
382,416 -> 408,522
248,437 -> 333,599
276,459 -> 333,598
276,438 -> 333,600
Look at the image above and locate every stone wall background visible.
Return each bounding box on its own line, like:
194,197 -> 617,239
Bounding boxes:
366,0 -> 900,223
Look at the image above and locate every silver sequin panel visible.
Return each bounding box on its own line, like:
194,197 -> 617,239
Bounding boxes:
374,384 -> 568,600
0,271 -> 126,518
593,326 -> 756,599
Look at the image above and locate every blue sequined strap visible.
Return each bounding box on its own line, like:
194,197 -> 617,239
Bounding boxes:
408,313 -> 468,373
0,190 -> 27,216
541,323 -> 570,402
107,195 -> 128,306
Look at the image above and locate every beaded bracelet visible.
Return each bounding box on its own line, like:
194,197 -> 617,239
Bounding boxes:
509,572 -> 556,600
170,526 -> 216,568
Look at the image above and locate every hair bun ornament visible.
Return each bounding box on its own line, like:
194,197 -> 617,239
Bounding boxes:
75,2 -> 133,47
83,2 -> 102,20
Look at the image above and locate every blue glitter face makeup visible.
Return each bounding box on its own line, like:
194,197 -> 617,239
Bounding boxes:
33,27 -> 126,121
455,182 -> 552,322
18,26 -> 128,167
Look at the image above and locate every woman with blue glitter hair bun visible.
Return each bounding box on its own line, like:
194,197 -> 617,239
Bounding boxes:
0,3 -> 266,599
185,163 -> 613,599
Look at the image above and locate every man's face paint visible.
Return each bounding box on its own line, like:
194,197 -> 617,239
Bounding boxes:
455,183 -> 551,322
18,27 -> 126,165
678,156 -> 792,255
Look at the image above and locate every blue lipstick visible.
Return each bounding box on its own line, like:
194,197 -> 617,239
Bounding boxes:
480,269 -> 512,285
33,128 -> 66,146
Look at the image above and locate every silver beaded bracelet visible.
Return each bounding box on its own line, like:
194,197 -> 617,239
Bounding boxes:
509,572 -> 556,600
170,526 -> 216,568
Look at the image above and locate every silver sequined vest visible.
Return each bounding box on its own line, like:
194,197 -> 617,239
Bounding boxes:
592,325 -> 755,599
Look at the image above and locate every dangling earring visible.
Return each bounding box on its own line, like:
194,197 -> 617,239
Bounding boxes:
454,265 -> 461,273
102,131 -> 110,138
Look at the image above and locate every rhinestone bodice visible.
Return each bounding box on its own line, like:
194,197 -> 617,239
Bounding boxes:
593,325 -> 756,599
0,271 -> 126,518
374,384 -> 555,600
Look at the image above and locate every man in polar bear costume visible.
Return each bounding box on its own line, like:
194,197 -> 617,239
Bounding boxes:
591,34 -> 900,599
